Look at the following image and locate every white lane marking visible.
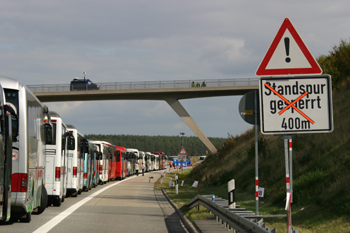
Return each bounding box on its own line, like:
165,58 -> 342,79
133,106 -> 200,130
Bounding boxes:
33,176 -> 136,233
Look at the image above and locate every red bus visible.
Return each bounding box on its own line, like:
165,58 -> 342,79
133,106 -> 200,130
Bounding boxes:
107,144 -> 117,181
116,146 -> 127,180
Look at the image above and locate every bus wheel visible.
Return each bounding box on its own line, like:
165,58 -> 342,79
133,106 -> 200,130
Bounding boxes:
36,185 -> 48,214
78,189 -> 82,195
20,212 -> 31,223
53,197 -> 61,207
71,191 -> 78,197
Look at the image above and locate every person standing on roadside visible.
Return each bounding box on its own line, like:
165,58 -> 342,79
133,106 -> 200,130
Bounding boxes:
141,163 -> 145,176
135,163 -> 140,176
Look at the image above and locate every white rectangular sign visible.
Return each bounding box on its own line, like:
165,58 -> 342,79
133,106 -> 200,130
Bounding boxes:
258,187 -> 265,198
259,75 -> 333,134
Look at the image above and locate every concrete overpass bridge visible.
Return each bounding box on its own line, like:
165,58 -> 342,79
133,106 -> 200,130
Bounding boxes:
28,78 -> 259,154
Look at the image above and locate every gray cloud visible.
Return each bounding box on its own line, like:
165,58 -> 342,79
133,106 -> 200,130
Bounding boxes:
0,0 -> 349,138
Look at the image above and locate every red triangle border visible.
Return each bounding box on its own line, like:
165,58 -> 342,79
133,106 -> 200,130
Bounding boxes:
256,18 -> 322,76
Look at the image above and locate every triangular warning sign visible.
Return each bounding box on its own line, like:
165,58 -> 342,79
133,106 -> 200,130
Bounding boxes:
178,147 -> 187,155
256,18 -> 322,76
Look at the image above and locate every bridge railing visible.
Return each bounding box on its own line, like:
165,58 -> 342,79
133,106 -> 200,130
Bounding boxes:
27,78 -> 259,92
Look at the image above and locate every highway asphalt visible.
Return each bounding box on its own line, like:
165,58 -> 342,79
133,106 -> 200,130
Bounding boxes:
1,171 -> 187,233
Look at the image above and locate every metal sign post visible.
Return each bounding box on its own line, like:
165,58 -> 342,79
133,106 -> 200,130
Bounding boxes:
284,135 -> 296,233
289,137 -> 293,203
239,90 -> 260,215
284,135 -> 291,232
254,90 -> 259,215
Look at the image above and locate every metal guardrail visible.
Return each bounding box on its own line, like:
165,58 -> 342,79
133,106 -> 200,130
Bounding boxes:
186,194 -> 277,233
26,78 -> 259,93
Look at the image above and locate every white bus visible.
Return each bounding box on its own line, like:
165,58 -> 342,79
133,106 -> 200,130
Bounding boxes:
90,141 -> 111,184
145,152 -> 152,172
45,112 -> 74,207
1,76 -> 51,222
66,125 -> 84,197
150,154 -> 156,171
153,153 -> 159,170
126,148 -> 139,175
0,84 -> 16,222
138,151 -> 145,167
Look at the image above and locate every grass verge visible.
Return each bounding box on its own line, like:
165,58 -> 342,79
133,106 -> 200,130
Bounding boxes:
154,167 -> 350,233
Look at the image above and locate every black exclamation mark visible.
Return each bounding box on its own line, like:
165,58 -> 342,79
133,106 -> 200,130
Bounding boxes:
284,37 -> 291,63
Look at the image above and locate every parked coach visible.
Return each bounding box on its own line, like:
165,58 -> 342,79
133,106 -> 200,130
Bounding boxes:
45,112 -> 75,207
66,124 -> 84,197
1,76 -> 52,222
0,83 -> 16,222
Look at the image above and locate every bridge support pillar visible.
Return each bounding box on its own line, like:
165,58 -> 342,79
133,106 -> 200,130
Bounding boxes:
165,98 -> 217,154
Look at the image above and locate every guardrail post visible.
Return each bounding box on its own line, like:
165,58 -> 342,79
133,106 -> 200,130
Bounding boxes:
228,179 -> 236,208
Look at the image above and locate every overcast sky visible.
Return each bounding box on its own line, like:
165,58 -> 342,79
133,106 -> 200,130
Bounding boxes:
0,1 -> 349,139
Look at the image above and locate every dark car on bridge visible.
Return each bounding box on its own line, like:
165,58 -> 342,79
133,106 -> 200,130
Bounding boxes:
70,78 -> 100,91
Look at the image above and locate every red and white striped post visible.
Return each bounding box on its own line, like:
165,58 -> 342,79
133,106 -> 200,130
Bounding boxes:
254,90 -> 259,215
255,177 -> 259,206
289,137 -> 293,203
284,135 -> 293,233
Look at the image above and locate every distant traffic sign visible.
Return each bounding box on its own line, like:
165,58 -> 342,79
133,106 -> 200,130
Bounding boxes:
256,18 -> 322,76
178,147 -> 188,162
178,147 -> 187,155
259,75 -> 333,134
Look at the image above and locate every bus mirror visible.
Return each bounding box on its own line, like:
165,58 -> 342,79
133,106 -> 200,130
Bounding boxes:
63,132 -> 75,150
67,135 -> 75,150
10,113 -> 18,141
43,105 -> 49,114
5,114 -> 12,146
4,104 -> 18,141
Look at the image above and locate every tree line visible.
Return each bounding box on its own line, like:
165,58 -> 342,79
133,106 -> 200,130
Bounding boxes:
317,38 -> 350,88
84,134 -> 226,157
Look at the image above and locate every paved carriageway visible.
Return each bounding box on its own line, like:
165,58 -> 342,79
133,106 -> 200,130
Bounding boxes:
0,171 -> 191,233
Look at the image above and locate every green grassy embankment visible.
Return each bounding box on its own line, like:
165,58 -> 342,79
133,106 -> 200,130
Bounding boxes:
155,78 -> 350,232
